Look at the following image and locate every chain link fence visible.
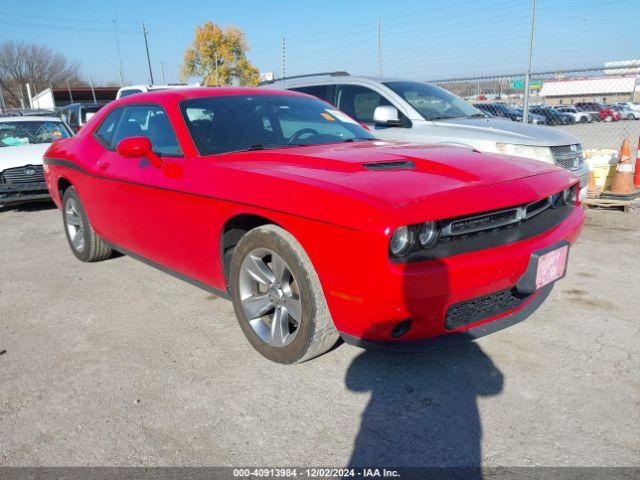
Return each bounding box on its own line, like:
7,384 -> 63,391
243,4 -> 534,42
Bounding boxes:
431,63 -> 640,158
431,64 -> 640,193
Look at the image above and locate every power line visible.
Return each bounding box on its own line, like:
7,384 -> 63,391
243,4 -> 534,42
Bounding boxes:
0,11 -> 138,25
0,19 -> 138,34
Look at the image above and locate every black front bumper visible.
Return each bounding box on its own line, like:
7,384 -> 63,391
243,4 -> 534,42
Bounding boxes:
341,284 -> 553,353
0,181 -> 50,204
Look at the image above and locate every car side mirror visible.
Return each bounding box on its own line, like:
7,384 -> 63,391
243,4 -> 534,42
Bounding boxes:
373,105 -> 403,126
116,136 -> 162,168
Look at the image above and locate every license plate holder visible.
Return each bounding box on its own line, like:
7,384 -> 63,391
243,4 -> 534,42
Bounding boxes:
516,241 -> 570,294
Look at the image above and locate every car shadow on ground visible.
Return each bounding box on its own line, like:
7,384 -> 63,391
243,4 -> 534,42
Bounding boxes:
0,200 -> 56,214
345,343 -> 503,475
344,257 -> 504,477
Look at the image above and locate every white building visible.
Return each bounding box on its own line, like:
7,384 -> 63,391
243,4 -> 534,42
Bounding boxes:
539,75 -> 639,105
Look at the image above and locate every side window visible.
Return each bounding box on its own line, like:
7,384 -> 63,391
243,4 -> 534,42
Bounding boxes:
68,107 -> 79,126
335,85 -> 392,123
94,108 -> 124,147
111,105 -> 181,156
291,85 -> 329,101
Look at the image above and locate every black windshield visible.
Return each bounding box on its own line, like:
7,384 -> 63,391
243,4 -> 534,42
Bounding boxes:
180,94 -> 374,156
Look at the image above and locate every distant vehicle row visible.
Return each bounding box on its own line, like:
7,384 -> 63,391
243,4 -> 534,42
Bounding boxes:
473,101 -> 640,124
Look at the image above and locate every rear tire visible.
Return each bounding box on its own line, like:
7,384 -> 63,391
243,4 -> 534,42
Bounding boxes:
627,114 -> 634,120
62,187 -> 112,262
229,225 -> 339,364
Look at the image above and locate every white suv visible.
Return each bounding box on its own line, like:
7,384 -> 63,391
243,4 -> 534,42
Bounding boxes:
263,73 -> 590,199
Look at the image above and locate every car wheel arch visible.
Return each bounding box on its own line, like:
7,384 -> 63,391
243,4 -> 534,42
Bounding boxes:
57,177 -> 73,201
220,213 -> 283,287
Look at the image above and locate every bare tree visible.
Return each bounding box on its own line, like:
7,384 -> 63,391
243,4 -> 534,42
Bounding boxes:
0,41 -> 85,108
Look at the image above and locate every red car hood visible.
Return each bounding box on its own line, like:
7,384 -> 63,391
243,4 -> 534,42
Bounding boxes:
220,141 -> 562,208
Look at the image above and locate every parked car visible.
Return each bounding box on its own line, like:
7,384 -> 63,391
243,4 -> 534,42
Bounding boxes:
116,83 -> 200,99
43,88 -> 584,363
264,73 -> 590,200
575,102 -> 620,122
612,102 -> 640,113
552,106 -> 591,123
0,115 -> 73,206
510,107 -> 547,125
59,103 -> 104,132
529,106 -> 575,125
610,104 -> 640,120
473,103 -> 522,121
0,108 -> 56,118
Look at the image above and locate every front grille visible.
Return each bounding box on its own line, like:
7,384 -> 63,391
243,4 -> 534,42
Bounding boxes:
445,288 -> 531,330
2,165 -> 45,184
448,208 -> 520,236
551,144 -> 583,170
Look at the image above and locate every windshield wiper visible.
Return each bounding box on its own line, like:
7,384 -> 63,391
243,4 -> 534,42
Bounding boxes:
467,113 -> 487,118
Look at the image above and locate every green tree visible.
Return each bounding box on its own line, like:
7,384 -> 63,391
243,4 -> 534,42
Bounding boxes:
181,22 -> 259,87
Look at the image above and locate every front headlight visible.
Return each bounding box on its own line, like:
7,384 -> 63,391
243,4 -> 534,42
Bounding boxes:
495,143 -> 554,163
417,221 -> 439,248
389,226 -> 413,257
390,221 -> 441,257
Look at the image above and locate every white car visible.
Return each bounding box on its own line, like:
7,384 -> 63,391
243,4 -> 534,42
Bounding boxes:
265,73 -> 590,200
613,102 -> 640,113
0,115 -> 73,206
552,105 -> 592,123
116,83 -> 200,99
611,105 -> 640,120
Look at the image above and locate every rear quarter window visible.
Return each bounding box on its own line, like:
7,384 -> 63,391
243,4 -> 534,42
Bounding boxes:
290,85 -> 330,101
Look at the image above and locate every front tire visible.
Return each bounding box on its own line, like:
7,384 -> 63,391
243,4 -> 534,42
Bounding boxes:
62,187 -> 112,262
229,225 -> 339,364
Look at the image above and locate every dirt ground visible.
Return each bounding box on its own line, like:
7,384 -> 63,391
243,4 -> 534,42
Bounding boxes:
0,203 -> 638,467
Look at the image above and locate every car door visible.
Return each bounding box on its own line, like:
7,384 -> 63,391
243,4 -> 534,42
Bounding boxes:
333,84 -> 408,141
88,103 -> 189,267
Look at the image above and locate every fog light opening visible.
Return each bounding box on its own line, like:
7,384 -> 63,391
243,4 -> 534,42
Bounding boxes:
390,319 -> 412,339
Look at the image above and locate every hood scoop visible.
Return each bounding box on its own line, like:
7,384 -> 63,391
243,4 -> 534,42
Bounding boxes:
363,160 -> 415,171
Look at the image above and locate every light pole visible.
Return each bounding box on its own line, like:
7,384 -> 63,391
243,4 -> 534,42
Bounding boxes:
281,36 -> 286,79
112,16 -> 124,86
377,18 -> 382,77
522,0 -> 537,123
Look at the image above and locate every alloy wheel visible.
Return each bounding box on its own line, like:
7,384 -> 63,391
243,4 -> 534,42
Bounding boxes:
65,197 -> 85,252
238,248 -> 303,347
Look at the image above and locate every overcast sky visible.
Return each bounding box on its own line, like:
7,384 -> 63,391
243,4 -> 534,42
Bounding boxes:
1,0 -> 638,85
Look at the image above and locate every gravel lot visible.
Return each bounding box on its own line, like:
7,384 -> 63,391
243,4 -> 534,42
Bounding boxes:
1,203 -> 639,467
552,120 -> 640,151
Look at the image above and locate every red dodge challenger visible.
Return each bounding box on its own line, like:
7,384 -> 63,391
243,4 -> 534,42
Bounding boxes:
43,88 -> 584,363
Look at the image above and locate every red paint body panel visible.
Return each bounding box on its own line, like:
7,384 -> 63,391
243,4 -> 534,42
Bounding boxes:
44,87 -> 584,343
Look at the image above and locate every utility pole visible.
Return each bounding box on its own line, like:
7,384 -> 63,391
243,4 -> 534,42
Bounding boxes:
142,22 -> 154,84
89,75 -> 97,103
112,16 -> 124,86
161,61 -> 167,84
18,86 -> 25,109
66,80 -> 74,104
522,0 -> 537,123
281,36 -> 286,80
0,83 -> 6,112
214,52 -> 219,86
376,18 -> 382,77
